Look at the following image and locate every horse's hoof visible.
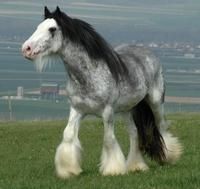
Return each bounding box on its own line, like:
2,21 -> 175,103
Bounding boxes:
100,163 -> 127,176
127,162 -> 149,172
56,168 -> 82,179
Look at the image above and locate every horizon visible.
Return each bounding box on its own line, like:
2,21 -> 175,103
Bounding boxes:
0,0 -> 200,120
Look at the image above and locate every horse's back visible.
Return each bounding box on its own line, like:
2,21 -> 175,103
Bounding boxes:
116,44 -> 161,78
114,44 -> 163,111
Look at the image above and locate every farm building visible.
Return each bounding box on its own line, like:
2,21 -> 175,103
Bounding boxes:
40,83 -> 59,100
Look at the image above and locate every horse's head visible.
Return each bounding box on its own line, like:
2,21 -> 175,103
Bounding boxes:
22,7 -> 63,69
22,6 -> 128,80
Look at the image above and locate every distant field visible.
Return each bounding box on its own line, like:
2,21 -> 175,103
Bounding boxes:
0,42 -> 200,120
0,113 -> 199,189
1,53 -> 200,97
0,99 -> 70,121
0,98 -> 200,121
165,96 -> 200,104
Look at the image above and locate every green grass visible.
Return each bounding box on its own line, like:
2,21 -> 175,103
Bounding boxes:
0,114 -> 200,189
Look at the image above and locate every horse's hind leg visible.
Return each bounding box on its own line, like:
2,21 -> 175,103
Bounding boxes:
125,113 -> 149,172
100,106 -> 126,175
147,79 -> 182,164
55,107 -> 83,179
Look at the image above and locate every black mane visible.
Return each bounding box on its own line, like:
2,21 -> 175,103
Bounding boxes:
44,6 -> 128,83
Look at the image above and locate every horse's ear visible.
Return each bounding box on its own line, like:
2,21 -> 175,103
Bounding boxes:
56,6 -> 61,16
44,6 -> 51,18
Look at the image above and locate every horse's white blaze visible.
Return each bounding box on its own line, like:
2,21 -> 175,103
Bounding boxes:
22,18 -> 62,72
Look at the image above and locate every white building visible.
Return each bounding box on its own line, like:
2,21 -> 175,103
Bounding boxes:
17,86 -> 24,99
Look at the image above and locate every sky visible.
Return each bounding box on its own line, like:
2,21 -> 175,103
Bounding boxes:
0,0 -> 200,43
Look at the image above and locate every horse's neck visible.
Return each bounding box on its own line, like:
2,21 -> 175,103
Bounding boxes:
61,42 -> 97,85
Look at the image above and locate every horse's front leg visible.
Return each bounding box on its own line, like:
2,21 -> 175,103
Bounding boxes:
55,107 -> 83,179
100,106 -> 126,176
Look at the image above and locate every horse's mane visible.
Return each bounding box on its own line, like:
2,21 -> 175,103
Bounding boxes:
44,6 -> 128,83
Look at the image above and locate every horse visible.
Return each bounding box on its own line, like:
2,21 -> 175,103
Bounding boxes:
22,6 -> 182,179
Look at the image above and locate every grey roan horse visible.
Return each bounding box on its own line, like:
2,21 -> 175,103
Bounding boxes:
22,7 -> 182,179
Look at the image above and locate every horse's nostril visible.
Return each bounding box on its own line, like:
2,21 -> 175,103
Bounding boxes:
26,46 -> 31,51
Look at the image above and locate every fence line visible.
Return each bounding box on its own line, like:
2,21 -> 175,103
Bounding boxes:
0,98 -> 200,122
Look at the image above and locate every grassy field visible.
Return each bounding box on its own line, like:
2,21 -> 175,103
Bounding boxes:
0,113 -> 199,189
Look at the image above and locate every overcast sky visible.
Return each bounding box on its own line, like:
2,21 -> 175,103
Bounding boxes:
0,0 -> 200,43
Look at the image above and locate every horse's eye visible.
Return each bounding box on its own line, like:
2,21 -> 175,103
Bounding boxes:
49,27 -> 57,33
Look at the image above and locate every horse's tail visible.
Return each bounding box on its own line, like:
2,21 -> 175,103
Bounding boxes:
131,99 -> 166,163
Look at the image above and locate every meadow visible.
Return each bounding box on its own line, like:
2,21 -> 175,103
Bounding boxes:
0,113 -> 199,189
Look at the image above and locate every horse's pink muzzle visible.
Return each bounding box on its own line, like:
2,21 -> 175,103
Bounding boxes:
22,43 -> 40,60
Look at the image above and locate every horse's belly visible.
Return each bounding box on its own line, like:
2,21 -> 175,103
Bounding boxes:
68,95 -> 104,115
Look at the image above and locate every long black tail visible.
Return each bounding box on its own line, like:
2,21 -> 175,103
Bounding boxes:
131,99 -> 166,163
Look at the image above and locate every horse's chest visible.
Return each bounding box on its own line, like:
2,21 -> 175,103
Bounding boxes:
67,84 -> 116,114
66,69 -> 118,113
